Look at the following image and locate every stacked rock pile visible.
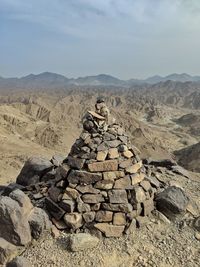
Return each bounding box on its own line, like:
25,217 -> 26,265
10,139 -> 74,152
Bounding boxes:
31,97 -> 161,237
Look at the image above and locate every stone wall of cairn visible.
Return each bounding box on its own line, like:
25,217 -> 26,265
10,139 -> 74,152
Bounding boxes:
42,98 -> 158,237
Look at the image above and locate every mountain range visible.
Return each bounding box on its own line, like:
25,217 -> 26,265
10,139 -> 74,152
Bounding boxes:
1,72 -> 200,89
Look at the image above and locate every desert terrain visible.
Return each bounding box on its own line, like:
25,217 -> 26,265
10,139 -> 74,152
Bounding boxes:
0,76 -> 200,267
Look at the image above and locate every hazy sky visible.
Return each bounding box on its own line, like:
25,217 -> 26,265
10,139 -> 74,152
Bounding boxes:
0,0 -> 200,79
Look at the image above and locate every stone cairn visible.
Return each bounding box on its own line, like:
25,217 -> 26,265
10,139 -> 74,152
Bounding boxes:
16,97 -> 162,237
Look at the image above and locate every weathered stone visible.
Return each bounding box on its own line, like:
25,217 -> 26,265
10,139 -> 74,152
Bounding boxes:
126,161 -> 143,174
105,140 -> 121,148
122,150 -> 133,159
140,180 -> 151,191
0,196 -> 31,246
67,156 -> 85,169
68,170 -> 102,185
102,203 -> 133,213
113,212 -> 126,225
63,188 -> 79,200
41,169 -> 56,182
96,150 -> 108,161
124,218 -> 136,234
118,145 -> 128,152
142,198 -> 154,216
136,216 -> 150,228
48,187 -> 62,202
147,176 -> 160,188
64,213 -> 83,230
90,203 -> 101,211
103,172 -> 116,180
76,185 -> 100,194
131,173 -> 145,185
104,132 -> 116,141
51,154 -> 65,167
59,199 -> 75,213
119,159 -> 132,169
118,135 -> 128,144
16,157 -> 53,186
52,218 -> 68,230
131,186 -> 146,203
94,223 -> 124,237
0,238 -> 21,265
77,198 -> 91,213
9,190 -> 33,216
82,194 -> 104,204
88,160 -> 118,172
108,190 -> 128,204
28,207 -> 51,240
94,180 -> 113,190
83,212 -> 95,223
156,186 -> 189,220
56,164 -> 70,179
193,217 -> 200,232
114,176 -> 132,189
69,233 -> 99,252
108,148 -> 119,159
153,210 -> 171,224
97,142 -> 109,151
1,183 -> 25,197
6,256 -> 31,267
45,197 -> 65,220
95,211 -> 113,222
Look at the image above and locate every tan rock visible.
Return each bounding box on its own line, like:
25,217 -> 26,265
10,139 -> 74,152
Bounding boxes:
64,213 -> 83,230
96,150 -> 108,161
143,198 -> 154,216
94,223 -> 124,237
131,173 -> 145,185
95,211 -> 113,222
108,148 -> 119,159
102,203 -> 133,213
88,160 -> 118,172
140,180 -> 151,191
83,212 -> 95,223
108,190 -> 128,204
0,238 -> 21,265
122,150 -> 133,159
126,161 -> 143,174
94,180 -> 113,190
119,159 -> 132,169
113,213 -> 126,225
131,186 -> 146,203
82,194 -> 104,204
103,171 -> 117,180
114,176 -> 132,189
63,188 -> 80,200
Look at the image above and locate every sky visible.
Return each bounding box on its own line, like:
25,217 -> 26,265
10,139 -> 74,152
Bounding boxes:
0,0 -> 200,79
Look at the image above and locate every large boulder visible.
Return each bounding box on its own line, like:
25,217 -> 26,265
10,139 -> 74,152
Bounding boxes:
0,238 -> 23,265
16,157 -> 53,186
155,186 -> 189,221
0,196 -> 32,246
28,207 -> 52,240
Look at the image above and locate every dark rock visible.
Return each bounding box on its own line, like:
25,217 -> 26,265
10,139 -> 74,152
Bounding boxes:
48,187 -> 62,202
156,186 -> 189,220
6,256 -> 31,267
59,199 -> 75,213
193,216 -> 200,232
9,189 -> 33,216
0,196 -> 31,246
45,197 -> 65,220
148,159 -> 176,168
41,169 -> 56,182
88,160 -> 118,172
16,157 -> 53,186
2,183 -> 25,196
28,207 -> 51,240
67,156 -> 85,169
68,170 -> 102,185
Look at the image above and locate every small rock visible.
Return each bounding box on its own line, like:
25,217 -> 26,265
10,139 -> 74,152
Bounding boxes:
96,151 -> 108,161
6,256 -> 31,267
64,213 -> 83,230
94,223 -> 124,237
126,161 -> 143,174
69,233 -> 99,252
113,213 -> 126,225
108,148 -> 119,159
88,160 -> 118,172
95,210 -> 113,222
108,190 -> 128,204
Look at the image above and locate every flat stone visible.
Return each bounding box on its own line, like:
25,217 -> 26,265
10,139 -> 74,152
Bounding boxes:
76,185 -> 100,194
108,190 -> 128,204
90,203 -> 101,211
45,197 -> 65,221
114,176 -> 132,189
96,151 -> 108,161
0,238 -> 21,265
103,172 -> 116,180
143,198 -> 154,216
140,180 -> 151,191
147,176 -> 160,188
56,164 -> 70,179
59,199 -> 75,213
48,187 -> 62,202
82,194 -> 104,204
119,159 -> 132,169
102,203 -> 133,213
122,150 -> 133,159
108,148 -> 119,159
131,173 -> 145,185
68,170 -> 102,185
97,142 -> 109,151
105,140 -> 121,148
94,223 -> 124,237
69,233 -> 99,252
118,136 -> 128,144
83,212 -> 95,223
131,186 -> 146,203
77,198 -> 91,213
88,160 -> 118,172
126,161 -> 143,174
67,156 -> 85,169
63,188 -> 79,200
94,180 -> 114,190
95,211 -> 113,222
113,212 -> 126,225
52,218 -> 68,230
64,213 -> 83,230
